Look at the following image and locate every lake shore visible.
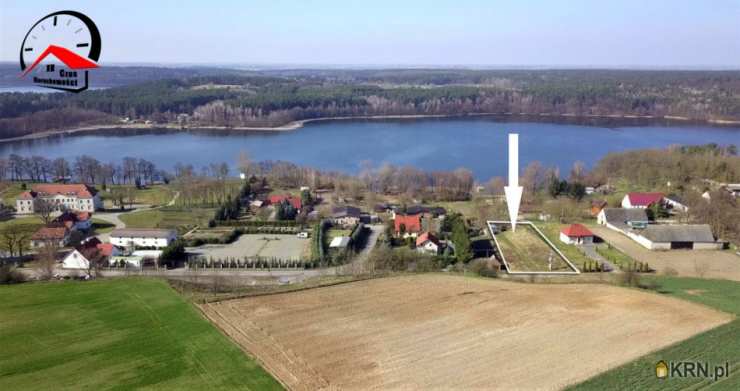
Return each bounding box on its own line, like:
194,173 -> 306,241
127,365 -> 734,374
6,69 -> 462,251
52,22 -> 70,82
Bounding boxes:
1,112 -> 739,144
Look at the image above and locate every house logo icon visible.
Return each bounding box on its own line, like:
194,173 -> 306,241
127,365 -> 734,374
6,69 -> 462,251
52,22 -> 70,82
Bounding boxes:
656,360 -> 669,379
19,10 -> 101,92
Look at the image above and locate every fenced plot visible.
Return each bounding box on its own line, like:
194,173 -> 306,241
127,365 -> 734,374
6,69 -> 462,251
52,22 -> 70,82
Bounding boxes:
189,234 -> 309,261
488,220 -> 579,274
201,275 -> 731,390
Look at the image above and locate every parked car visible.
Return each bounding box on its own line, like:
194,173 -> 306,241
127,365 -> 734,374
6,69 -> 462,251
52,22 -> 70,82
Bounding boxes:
296,232 -> 309,239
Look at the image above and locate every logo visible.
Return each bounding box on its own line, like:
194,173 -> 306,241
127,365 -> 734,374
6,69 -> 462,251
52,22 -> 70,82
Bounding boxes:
655,360 -> 730,382
19,10 -> 101,92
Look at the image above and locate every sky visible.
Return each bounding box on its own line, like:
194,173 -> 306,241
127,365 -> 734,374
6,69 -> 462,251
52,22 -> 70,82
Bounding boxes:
1,0 -> 739,68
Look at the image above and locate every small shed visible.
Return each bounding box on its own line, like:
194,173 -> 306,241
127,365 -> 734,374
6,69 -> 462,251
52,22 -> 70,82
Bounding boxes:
559,224 -> 594,245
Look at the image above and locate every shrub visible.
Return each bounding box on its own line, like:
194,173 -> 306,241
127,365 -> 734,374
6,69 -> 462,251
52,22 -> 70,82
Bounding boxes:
0,264 -> 26,284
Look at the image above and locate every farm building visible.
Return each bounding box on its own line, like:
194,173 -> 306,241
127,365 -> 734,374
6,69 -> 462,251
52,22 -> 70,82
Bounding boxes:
632,224 -> 721,250
110,228 -> 177,249
590,200 -> 608,217
416,232 -> 441,255
597,208 -> 649,232
559,224 -> 594,245
621,192 -> 664,209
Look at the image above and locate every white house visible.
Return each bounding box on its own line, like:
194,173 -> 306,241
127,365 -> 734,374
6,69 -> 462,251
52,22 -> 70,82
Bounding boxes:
416,232 -> 440,255
16,184 -> 102,214
331,206 -> 362,228
663,195 -> 689,213
62,249 -> 91,269
559,224 -> 594,245
597,208 -> 649,232
621,192 -> 664,209
110,228 -> 178,249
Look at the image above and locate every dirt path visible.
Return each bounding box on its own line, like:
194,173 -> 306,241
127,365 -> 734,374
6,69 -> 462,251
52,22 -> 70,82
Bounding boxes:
591,226 -> 740,281
201,274 -> 732,390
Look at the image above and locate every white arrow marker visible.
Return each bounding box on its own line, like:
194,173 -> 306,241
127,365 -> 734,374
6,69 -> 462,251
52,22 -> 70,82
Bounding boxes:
504,133 -> 523,231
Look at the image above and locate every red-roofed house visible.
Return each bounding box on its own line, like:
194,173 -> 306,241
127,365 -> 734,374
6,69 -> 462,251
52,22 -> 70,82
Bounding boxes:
30,226 -> 70,248
16,184 -> 101,214
267,194 -> 302,211
416,232 -> 441,254
559,224 -> 594,245
621,192 -> 664,209
394,214 -> 422,237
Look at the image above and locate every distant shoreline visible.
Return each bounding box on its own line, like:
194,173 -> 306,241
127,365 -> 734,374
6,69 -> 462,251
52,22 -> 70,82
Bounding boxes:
1,112 -> 739,144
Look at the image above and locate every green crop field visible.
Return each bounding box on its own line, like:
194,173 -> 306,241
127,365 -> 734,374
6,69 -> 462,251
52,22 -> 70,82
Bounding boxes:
495,224 -> 572,272
570,277 -> 740,390
0,278 -> 282,390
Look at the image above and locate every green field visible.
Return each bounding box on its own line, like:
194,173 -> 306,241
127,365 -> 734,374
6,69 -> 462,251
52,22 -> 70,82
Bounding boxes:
119,207 -> 215,232
570,277 -> 740,390
99,184 -> 176,207
495,224 -> 572,272
0,278 -> 282,390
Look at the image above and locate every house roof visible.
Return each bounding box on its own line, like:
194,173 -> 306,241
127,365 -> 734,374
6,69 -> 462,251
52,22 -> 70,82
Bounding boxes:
329,236 -> 351,248
561,224 -> 593,238
53,211 -> 92,228
600,208 -> 649,230
394,214 -> 422,233
416,232 -> 440,247
18,191 -> 36,200
31,226 -> 69,241
332,206 -> 362,219
405,205 -> 446,216
26,184 -> 97,199
96,243 -> 117,257
111,228 -> 176,239
268,194 -> 302,210
626,192 -> 664,207
641,224 -> 715,243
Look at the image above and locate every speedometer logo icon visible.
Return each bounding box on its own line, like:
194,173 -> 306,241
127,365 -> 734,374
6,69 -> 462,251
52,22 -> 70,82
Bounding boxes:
19,10 -> 102,92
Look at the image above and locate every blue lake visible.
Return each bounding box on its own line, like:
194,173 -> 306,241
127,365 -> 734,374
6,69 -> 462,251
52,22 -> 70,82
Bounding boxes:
1,117 -> 738,180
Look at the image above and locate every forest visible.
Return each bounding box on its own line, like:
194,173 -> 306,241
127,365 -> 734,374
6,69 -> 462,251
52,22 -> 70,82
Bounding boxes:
1,67 -> 740,138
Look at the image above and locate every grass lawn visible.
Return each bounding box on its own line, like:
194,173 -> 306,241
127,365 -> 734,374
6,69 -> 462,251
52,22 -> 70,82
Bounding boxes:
570,276 -> 740,390
536,222 -> 590,267
0,216 -> 44,232
0,278 -> 282,390
100,184 -> 175,207
90,218 -> 116,234
0,182 -> 28,207
595,242 -> 634,269
119,207 -> 215,232
495,224 -> 572,272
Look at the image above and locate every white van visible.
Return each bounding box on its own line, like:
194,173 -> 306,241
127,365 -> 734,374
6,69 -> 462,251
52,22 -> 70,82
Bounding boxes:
296,232 -> 309,239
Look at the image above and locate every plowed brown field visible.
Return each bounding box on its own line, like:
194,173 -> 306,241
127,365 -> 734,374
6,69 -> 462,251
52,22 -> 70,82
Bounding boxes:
200,275 -> 732,390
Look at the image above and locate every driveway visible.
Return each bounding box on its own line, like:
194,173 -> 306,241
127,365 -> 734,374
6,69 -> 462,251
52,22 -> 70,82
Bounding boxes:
339,224 -> 382,274
590,225 -> 740,281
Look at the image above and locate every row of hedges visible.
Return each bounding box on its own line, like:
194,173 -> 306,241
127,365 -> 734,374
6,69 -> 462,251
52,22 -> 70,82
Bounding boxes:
349,223 -> 369,251
187,256 -> 316,269
312,220 -> 330,263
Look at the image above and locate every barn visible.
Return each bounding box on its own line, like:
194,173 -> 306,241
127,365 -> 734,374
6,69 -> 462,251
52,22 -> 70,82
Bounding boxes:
633,224 -> 722,250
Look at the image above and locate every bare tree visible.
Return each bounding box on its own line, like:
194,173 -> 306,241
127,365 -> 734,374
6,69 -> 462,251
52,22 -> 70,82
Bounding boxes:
35,199 -> 56,225
35,242 -> 59,280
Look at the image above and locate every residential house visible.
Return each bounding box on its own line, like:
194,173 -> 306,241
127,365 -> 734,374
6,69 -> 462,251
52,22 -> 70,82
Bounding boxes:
416,232 -> 441,255
267,194 -> 302,211
30,226 -> 70,248
16,184 -> 102,214
53,211 -> 93,231
559,224 -> 594,245
110,228 -> 177,249
663,194 -> 689,213
394,214 -> 422,237
590,200 -> 608,217
597,208 -> 649,232
621,192 -> 664,209
331,206 -> 362,228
